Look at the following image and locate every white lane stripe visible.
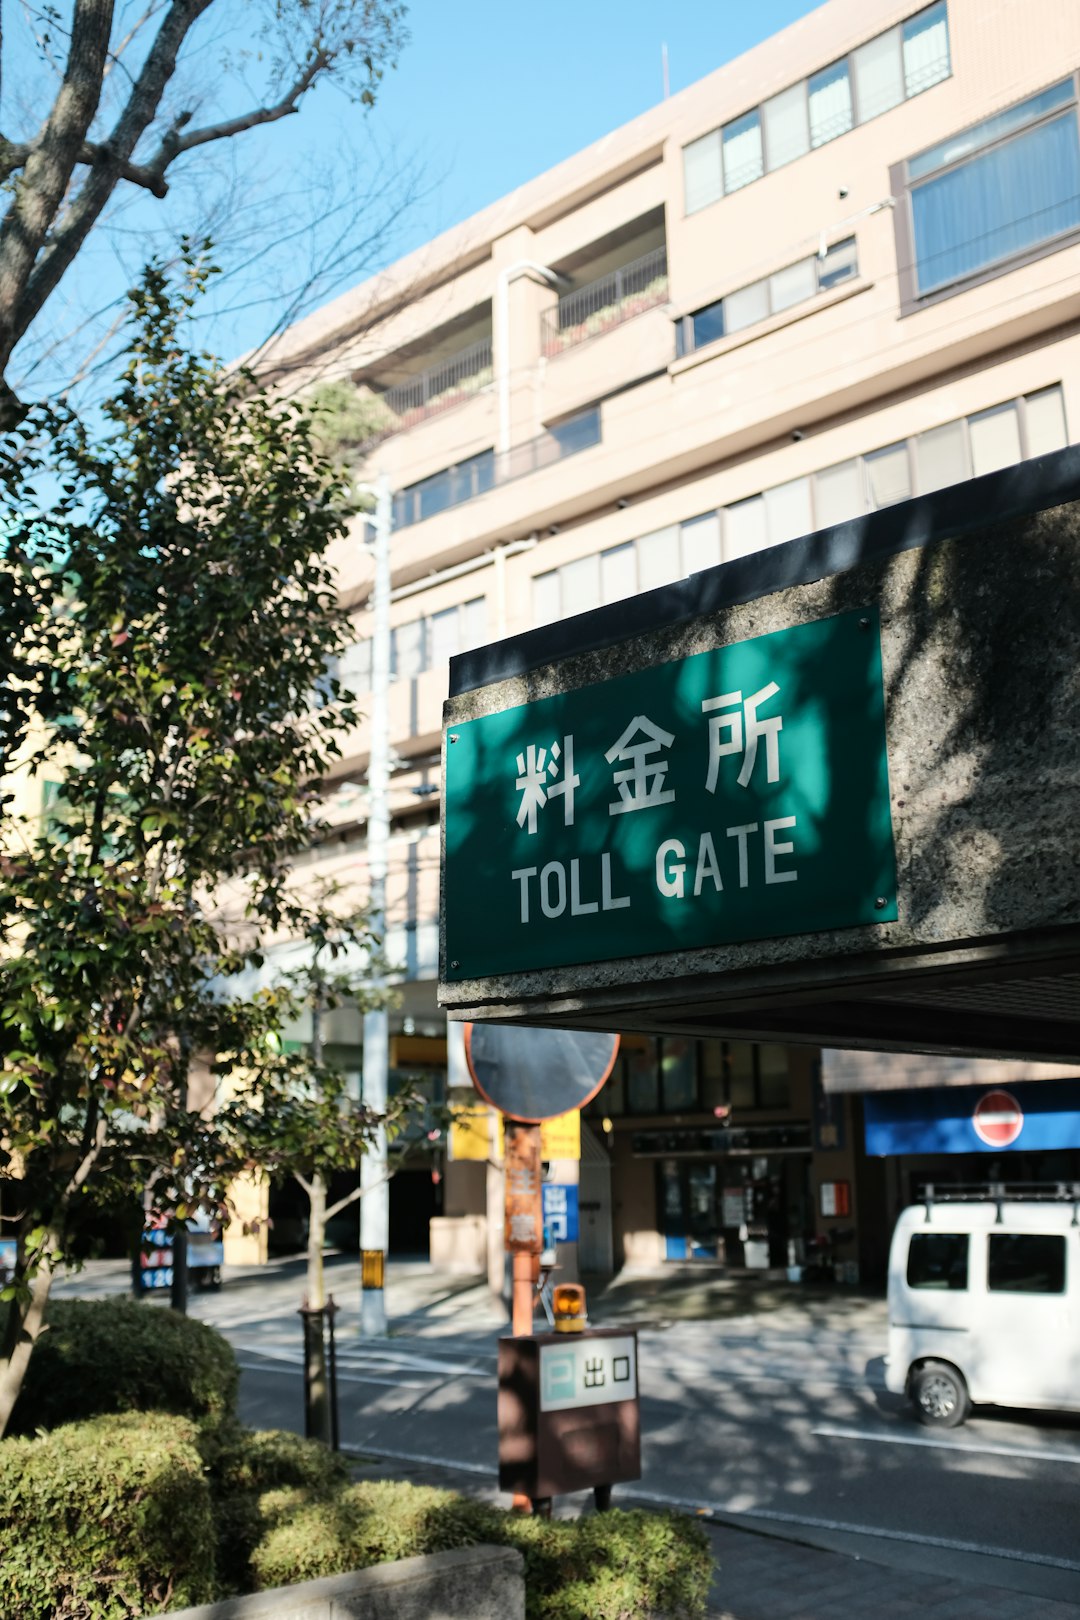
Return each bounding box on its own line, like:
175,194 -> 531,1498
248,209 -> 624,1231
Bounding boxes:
813,1423 -> 1080,1466
616,1487 -> 1080,1574
349,1442 -> 492,1477
232,1342 -> 486,1378
328,1442 -> 1080,1574
235,1358 -> 429,1390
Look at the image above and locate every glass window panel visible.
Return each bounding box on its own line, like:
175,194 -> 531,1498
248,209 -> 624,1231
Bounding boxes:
600,542 -> 637,605
814,459 -> 865,527
763,81 -> 809,171
912,115 -> 1080,295
724,496 -> 767,560
770,257 -> 817,313
461,596 -> 487,652
854,27 -> 903,123
969,403 -> 1022,477
418,470 -> 452,522
681,512 -> 721,575
560,552 -> 601,615
338,636 -> 372,695
626,1039 -> 660,1113
391,617 -> 424,680
428,606 -> 460,666
903,1 -> 951,100
690,299 -> 725,350
917,419 -> 969,492
684,129 -> 724,213
727,1044 -> 756,1109
910,79 -> 1074,180
724,279 -> 770,334
865,442 -> 911,507
758,1045 -> 790,1109
722,108 -> 764,193
550,408 -> 600,456
988,1232 -> 1066,1293
907,1232 -> 969,1289
765,477 -> 813,545
637,526 -> 682,591
661,1038 -> 698,1112
818,236 -> 858,291
1025,385 -> 1068,456
701,1042 -> 728,1111
809,59 -> 853,148
532,570 -> 560,627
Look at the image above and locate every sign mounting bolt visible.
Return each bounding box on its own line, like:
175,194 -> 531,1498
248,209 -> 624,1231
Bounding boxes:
450,960 -> 460,970
449,734 -> 459,744
859,617 -> 871,629
875,896 -> 888,909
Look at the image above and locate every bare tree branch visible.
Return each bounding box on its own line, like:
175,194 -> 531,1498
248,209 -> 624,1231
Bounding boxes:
0,0 -> 115,374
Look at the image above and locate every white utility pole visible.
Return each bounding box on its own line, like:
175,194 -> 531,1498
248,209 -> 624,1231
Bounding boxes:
360,472 -> 392,1337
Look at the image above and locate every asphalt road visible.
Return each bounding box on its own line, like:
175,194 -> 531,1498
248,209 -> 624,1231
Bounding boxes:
175,1267 -> 1080,1609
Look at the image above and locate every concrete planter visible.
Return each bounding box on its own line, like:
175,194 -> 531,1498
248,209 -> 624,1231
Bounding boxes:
165,1544 -> 524,1620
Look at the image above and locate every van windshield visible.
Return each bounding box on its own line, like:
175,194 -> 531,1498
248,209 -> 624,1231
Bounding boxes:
906,1232 -> 968,1289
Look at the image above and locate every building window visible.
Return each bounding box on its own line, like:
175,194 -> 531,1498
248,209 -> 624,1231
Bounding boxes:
679,238 -> 857,355
683,2 -> 950,214
904,77 -> 1080,297
390,597 -> 486,680
393,449 -> 494,530
530,385 -> 1068,624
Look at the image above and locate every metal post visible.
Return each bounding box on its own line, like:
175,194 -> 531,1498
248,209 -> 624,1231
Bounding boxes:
360,472 -> 392,1339
326,1295 -> 340,1452
170,1224 -> 188,1315
299,1299 -> 330,1443
505,1121 -> 543,1512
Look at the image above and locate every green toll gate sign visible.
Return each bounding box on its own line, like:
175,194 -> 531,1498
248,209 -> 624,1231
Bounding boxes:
443,610 -> 897,981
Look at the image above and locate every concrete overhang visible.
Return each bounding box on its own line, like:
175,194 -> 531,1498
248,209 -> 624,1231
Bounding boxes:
439,446 -> 1080,1064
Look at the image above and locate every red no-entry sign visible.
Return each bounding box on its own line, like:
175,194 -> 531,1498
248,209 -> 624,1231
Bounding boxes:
973,1088 -> 1024,1147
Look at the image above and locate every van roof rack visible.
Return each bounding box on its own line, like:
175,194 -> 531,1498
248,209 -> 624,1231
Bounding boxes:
918,1181 -> 1080,1225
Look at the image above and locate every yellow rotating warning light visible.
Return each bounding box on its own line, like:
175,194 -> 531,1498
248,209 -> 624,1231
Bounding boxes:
552,1283 -> 588,1333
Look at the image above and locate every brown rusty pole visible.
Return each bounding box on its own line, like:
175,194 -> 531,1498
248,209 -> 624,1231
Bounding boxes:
504,1120 -> 542,1511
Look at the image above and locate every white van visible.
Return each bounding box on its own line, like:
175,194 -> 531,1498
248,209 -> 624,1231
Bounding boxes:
886,1192 -> 1080,1428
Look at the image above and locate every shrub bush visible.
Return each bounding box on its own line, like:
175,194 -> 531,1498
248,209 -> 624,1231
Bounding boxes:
202,1420 -> 349,1594
5,1296 -> 238,1435
250,1478 -> 713,1619
0,1411 -> 214,1618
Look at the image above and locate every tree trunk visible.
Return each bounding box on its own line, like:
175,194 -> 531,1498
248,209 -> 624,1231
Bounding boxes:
301,1171 -> 332,1445
307,1170 -> 327,1310
0,1255 -> 55,1438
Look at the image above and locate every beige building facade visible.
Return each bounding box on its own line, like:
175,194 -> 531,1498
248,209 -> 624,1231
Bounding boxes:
257,0 -> 1080,1279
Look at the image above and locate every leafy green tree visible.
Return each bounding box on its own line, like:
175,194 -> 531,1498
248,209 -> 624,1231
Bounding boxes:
0,252 -> 390,1435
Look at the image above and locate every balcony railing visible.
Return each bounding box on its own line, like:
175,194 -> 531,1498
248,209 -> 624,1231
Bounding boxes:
392,408 -> 601,530
541,245 -> 669,357
380,336 -> 493,432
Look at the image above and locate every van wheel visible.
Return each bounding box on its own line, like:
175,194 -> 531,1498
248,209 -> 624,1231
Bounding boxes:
910,1361 -> 970,1428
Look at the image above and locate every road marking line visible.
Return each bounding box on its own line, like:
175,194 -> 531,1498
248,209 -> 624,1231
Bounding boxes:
617,1487 -> 1080,1573
314,1443 -> 1080,1574
351,1442 -> 492,1477
812,1423 -> 1080,1466
235,1359 -> 428,1390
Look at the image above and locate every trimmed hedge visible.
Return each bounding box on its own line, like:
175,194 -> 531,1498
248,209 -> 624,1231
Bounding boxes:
0,1411 -> 214,1619
250,1478 -> 713,1620
202,1421 -> 349,1595
6,1296 -> 238,1435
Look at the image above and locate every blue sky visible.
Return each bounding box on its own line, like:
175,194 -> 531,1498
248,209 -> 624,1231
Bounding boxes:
8,1 -> 824,396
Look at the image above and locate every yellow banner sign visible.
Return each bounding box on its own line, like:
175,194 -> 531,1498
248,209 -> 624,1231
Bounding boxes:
450,1105 -> 491,1162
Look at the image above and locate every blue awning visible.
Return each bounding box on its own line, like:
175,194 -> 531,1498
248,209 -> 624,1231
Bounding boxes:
864,1080 -> 1080,1155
